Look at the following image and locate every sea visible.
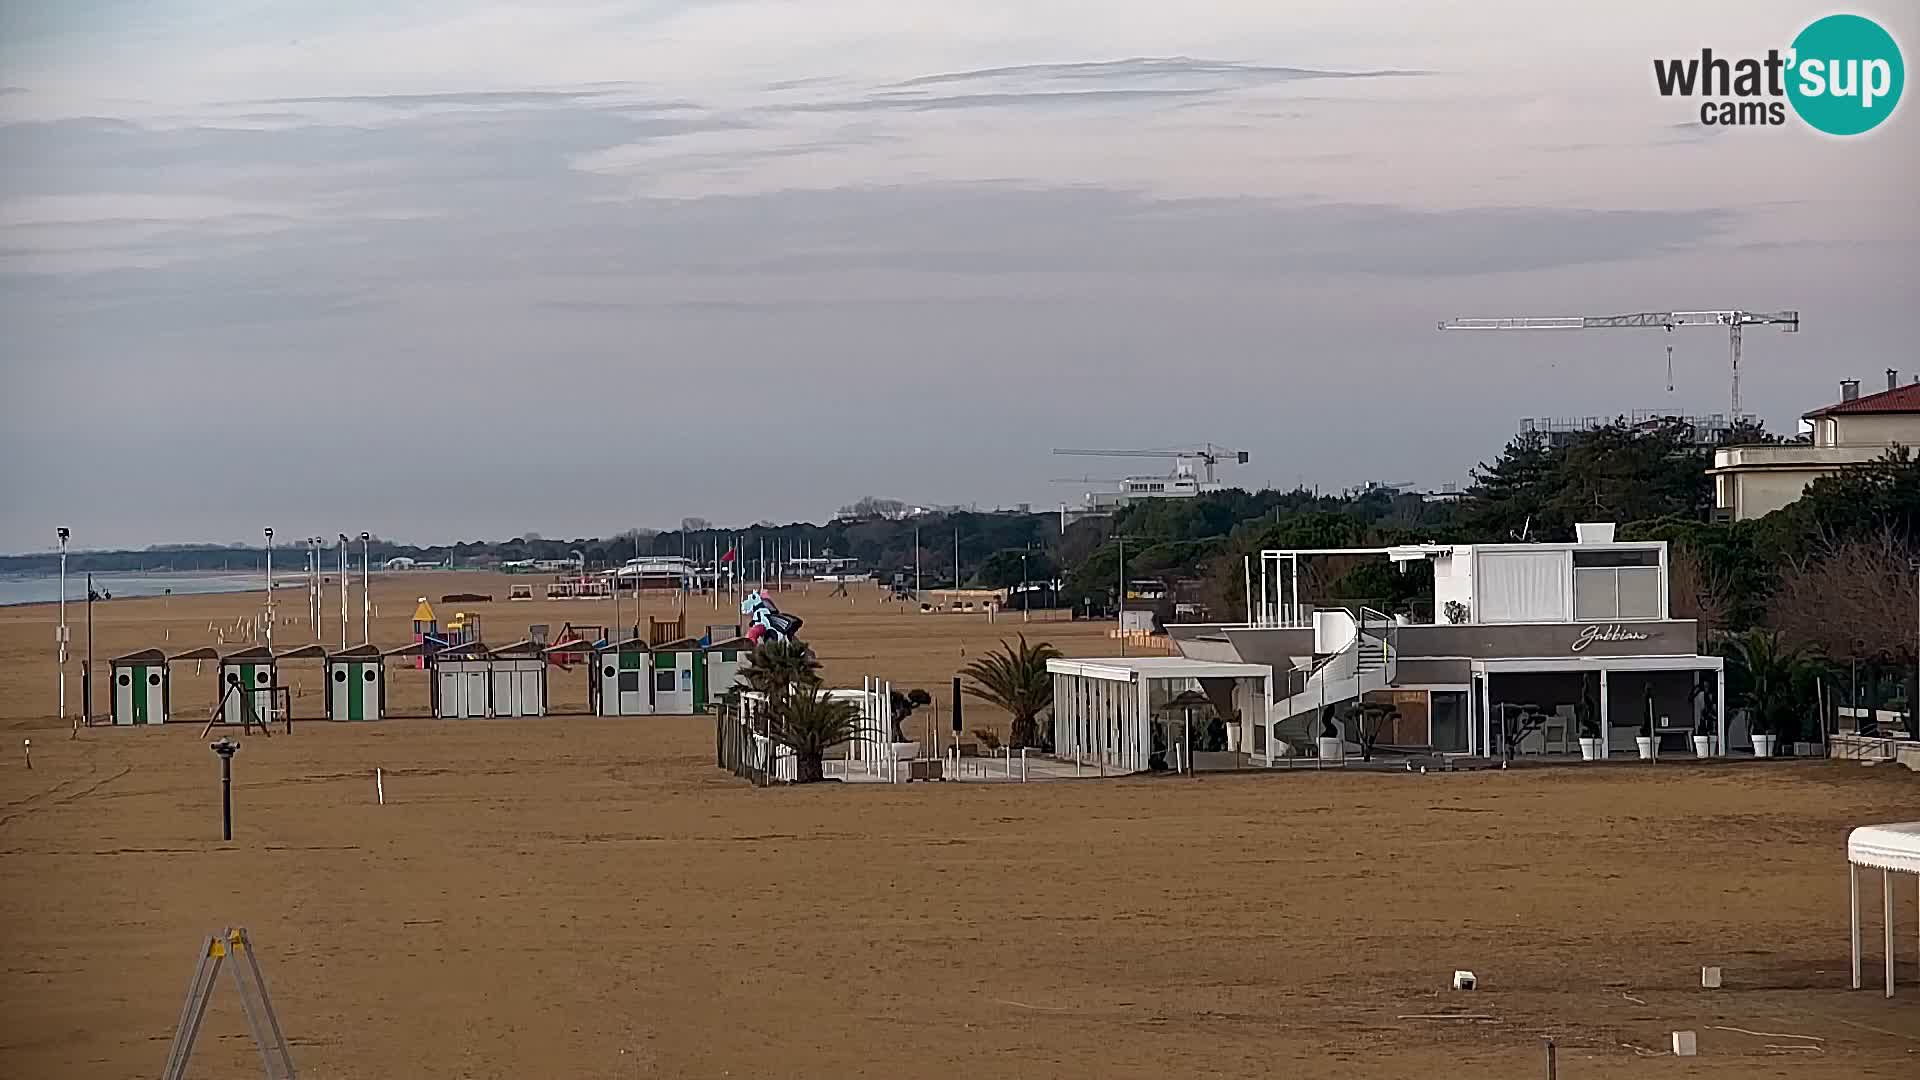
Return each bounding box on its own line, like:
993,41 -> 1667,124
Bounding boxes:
0,572 -> 287,607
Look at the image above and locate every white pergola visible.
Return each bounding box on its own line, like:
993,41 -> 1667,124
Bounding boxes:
1849,821 -> 1920,998
1469,655 -> 1726,758
1048,657 -> 1272,775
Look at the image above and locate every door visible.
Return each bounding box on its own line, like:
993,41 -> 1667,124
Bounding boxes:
331,663 -> 350,720
518,666 -> 543,716
438,666 -> 461,717
1431,691 -> 1469,753
115,666 -> 138,725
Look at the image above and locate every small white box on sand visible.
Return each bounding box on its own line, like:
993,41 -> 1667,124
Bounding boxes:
1701,966 -> 1722,989
1451,970 -> 1476,990
1672,1031 -> 1698,1056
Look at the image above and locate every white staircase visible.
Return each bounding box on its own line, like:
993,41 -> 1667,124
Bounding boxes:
1269,608 -> 1397,746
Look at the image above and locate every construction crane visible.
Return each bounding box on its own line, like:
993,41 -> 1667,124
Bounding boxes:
1051,444 -> 1250,485
1436,310 -> 1799,418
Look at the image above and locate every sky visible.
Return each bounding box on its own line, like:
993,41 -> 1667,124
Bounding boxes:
1,1 -> 1916,552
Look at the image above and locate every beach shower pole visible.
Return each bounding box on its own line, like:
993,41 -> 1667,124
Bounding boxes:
84,573 -> 94,726
57,528 -> 69,727
360,532 -> 371,644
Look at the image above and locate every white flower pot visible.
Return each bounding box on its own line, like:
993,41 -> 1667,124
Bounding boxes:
1711,734 -> 1724,757
891,741 -> 922,765
1635,736 -> 1655,761
1317,736 -> 1345,762
1751,734 -> 1776,758
1578,737 -> 1603,761
1692,735 -> 1713,759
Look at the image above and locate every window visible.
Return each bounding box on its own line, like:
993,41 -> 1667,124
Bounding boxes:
118,673 -> 131,687
1573,549 -> 1660,568
335,670 -> 348,683
148,673 -> 161,686
655,670 -> 675,692
619,671 -> 641,693
1573,565 -> 1662,621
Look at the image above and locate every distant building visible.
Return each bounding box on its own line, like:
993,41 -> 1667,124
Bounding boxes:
1519,411 -> 1750,450
1709,372 -> 1920,521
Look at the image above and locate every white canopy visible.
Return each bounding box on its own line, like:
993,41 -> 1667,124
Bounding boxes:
1848,821 -> 1920,875
1848,820 -> 1920,998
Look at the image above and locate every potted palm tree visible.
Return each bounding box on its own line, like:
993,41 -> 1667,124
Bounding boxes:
1689,675 -> 1716,759
1574,674 -> 1603,760
960,634 -> 1062,749
768,684 -> 865,782
889,687 -> 933,760
1728,629 -> 1805,759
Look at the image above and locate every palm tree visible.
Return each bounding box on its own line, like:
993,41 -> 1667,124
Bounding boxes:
740,639 -> 821,699
769,683 -> 863,782
960,634 -> 1062,749
1726,629 -> 1810,755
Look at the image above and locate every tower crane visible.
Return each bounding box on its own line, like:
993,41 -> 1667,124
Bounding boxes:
1437,309 -> 1798,419
1051,444 -> 1250,485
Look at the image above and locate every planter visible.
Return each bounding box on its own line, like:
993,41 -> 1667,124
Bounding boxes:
1711,734 -> 1724,757
1750,734 -> 1777,758
891,741 -> 922,766
1316,736 -> 1346,762
1635,736 -> 1656,761
1692,735 -> 1714,759
1794,741 -> 1822,758
1578,737 -> 1603,761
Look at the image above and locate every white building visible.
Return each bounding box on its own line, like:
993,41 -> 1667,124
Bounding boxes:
1709,373 -> 1920,521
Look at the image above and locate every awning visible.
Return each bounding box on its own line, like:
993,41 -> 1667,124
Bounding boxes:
1849,822 -> 1920,875
1472,656 -> 1724,675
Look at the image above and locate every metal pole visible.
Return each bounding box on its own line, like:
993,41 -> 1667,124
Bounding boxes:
58,529 -> 68,725
1290,553 -> 1300,626
1022,553 -> 1029,623
338,536 -> 348,650
84,573 -> 94,726
263,528 -> 274,655
1117,538 -> 1126,657
361,533 -> 371,643
914,526 -> 921,598
222,754 -> 233,840
1544,1038 -> 1557,1080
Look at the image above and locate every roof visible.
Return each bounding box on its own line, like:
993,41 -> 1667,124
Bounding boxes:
168,646 -> 220,662
1849,822 -> 1920,874
111,648 -> 169,665
412,598 -> 436,622
581,636 -> 648,653
706,636 -> 752,650
275,644 -> 328,660
221,646 -> 277,663
488,639 -> 543,657
1046,656 -> 1273,681
654,637 -> 701,651
381,641 -> 433,658
328,643 -> 383,660
1806,382 -> 1920,417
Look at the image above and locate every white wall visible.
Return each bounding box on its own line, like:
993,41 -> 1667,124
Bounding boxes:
1832,412 -> 1920,447
1433,548 -> 1473,622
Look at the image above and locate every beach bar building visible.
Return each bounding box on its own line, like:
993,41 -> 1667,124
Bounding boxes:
1047,656 -> 1274,774
326,643 -> 386,721
109,648 -> 172,726
1165,523 -> 1731,763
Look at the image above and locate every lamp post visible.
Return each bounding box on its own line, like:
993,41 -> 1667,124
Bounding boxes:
57,527 -> 69,726
1117,536 -> 1127,657
338,534 -> 349,650
1021,551 -> 1030,624
360,532 -> 371,644
263,528 -> 274,654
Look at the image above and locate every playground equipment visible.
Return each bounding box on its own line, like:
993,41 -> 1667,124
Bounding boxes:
647,614 -> 685,647
160,927 -> 296,1080
740,591 -> 802,644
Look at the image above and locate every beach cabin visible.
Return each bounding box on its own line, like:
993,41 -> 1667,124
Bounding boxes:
651,638 -> 702,714
591,637 -> 654,716
109,648 -> 171,725
489,640 -> 547,717
705,636 -> 750,706
219,646 -> 278,725
326,643 -> 385,721
434,642 -> 493,719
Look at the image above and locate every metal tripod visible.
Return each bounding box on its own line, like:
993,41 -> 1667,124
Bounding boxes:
161,927 -> 297,1079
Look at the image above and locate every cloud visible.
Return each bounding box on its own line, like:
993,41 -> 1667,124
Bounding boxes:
890,57 -> 1426,89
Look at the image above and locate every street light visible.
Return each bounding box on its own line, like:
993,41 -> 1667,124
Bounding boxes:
360,532 -> 372,643
263,528 -> 274,654
1021,551 -> 1030,624
338,534 -> 350,650
57,527 -> 69,726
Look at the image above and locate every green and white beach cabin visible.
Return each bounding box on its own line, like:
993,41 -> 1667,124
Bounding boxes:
326,643 -> 385,721
218,645 -> 277,725
109,648 -> 171,725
